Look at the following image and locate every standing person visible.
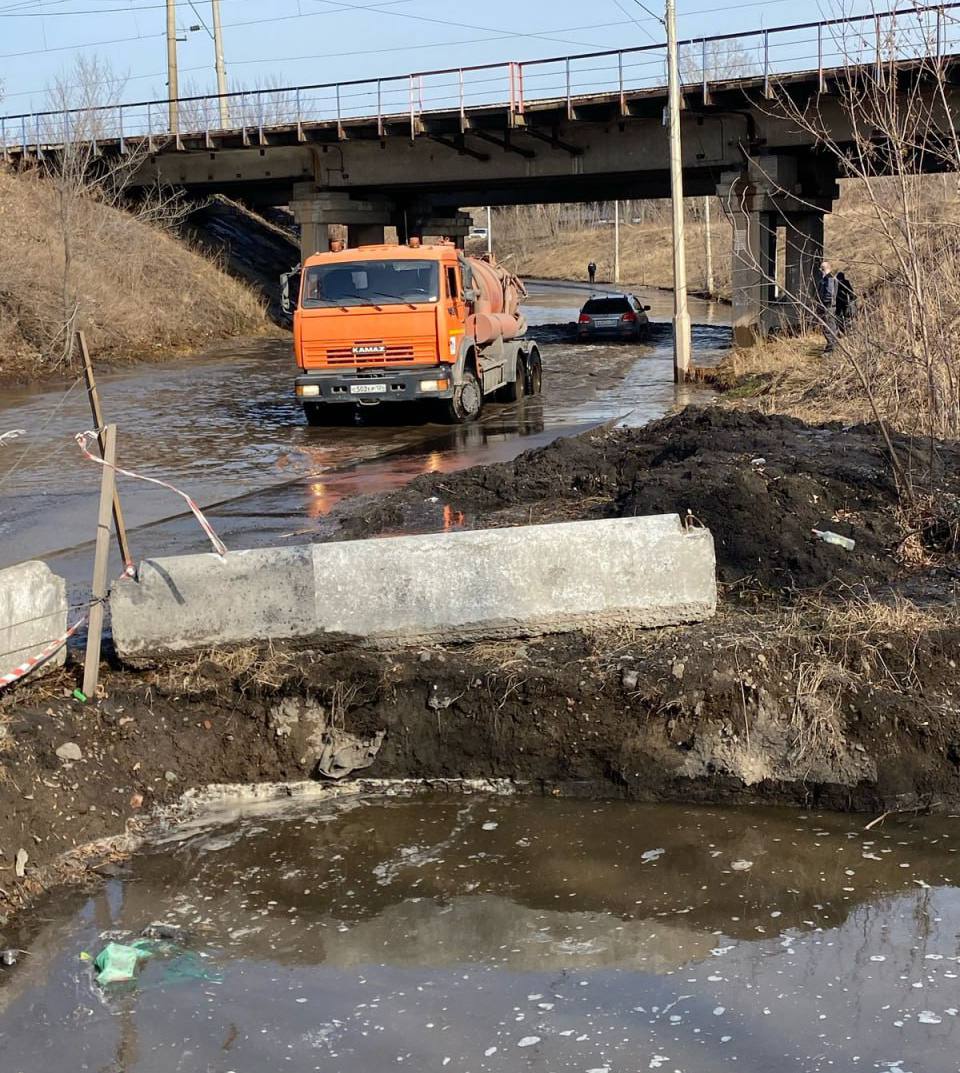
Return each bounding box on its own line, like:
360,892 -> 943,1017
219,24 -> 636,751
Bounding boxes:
835,271 -> 855,334
818,260 -> 838,352
587,260 -> 597,285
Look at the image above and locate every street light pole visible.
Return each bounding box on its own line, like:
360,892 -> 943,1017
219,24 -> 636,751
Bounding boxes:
211,0 -> 230,128
613,199 -> 621,284
486,205 -> 493,256
665,0 -> 692,381
166,0 -> 179,134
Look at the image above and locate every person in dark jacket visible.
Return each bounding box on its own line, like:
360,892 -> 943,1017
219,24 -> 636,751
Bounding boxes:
835,271 -> 855,333
587,260 -> 597,284
818,260 -> 838,352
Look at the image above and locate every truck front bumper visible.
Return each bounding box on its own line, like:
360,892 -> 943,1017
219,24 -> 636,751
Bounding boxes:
295,366 -> 455,404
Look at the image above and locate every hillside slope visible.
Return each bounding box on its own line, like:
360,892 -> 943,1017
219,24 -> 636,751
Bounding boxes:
0,168 -> 269,383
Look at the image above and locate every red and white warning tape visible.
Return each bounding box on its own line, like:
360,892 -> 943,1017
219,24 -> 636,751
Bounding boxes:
0,435 -> 228,691
0,613 -> 88,689
75,430 -> 228,558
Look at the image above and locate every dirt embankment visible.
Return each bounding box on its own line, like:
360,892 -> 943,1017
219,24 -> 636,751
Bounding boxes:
1,408 -> 958,926
0,168 -> 270,384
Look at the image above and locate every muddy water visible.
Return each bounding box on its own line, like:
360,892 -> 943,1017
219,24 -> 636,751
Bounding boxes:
0,283 -> 728,588
3,795 -> 959,1071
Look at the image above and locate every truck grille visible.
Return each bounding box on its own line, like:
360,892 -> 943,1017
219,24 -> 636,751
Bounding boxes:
303,338 -> 436,366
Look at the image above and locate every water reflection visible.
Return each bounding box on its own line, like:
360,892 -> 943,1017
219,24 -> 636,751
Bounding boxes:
2,796 -> 959,1072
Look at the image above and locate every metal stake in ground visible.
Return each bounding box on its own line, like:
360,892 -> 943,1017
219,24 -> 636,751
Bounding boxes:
78,331 -> 132,570
83,424 -> 117,699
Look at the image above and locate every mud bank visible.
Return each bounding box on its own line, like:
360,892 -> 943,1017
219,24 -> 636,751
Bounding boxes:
1,407 -> 958,928
3,603 -> 960,925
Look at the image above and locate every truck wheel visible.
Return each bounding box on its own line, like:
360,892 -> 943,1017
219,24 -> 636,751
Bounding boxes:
527,347 -> 543,394
503,358 -> 526,403
445,370 -> 483,423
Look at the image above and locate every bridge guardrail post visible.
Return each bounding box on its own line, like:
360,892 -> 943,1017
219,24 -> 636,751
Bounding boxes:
936,5 -> 943,59
763,30 -> 771,97
258,92 -> 265,145
408,74 -> 416,142
296,88 -> 304,141
1,117 -> 6,162
565,57 -> 572,120
458,69 -> 466,132
119,106 -> 125,154
618,51 -> 627,114
817,23 -> 825,92
20,116 -> 27,156
376,80 -> 384,138
701,38 -> 710,105
336,83 -> 344,140
34,114 -> 43,160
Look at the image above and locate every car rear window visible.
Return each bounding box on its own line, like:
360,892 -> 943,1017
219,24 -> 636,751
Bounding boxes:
582,297 -> 631,314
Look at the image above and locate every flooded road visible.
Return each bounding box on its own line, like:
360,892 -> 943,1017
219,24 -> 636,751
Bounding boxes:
0,283 -> 728,589
3,794 -> 959,1071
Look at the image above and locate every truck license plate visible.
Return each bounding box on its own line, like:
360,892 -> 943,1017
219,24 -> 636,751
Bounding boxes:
349,383 -> 387,395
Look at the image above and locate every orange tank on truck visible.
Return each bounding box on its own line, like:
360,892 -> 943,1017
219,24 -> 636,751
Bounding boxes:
292,241 -> 541,425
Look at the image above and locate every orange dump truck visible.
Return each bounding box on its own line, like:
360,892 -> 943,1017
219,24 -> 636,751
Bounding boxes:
292,241 -> 541,424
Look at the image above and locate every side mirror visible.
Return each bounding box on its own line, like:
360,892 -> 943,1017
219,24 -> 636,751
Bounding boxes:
643,305 -> 651,311
280,268 -> 301,316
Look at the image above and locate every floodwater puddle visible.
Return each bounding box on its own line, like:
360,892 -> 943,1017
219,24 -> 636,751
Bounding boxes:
2,795 -> 959,1071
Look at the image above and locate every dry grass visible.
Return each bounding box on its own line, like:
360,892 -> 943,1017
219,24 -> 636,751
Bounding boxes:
0,167 -> 268,382
498,216 -> 731,299
155,642 -> 299,696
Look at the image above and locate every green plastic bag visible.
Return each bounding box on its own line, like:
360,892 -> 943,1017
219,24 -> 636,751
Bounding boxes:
93,940 -> 155,985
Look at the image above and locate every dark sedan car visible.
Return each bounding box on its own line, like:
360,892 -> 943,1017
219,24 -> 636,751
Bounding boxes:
577,293 -> 651,340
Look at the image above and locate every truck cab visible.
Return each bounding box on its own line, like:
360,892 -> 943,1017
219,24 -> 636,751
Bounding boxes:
292,242 -> 540,425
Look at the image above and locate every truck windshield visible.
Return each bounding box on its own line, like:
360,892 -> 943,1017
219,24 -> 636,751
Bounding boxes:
301,260 -> 439,308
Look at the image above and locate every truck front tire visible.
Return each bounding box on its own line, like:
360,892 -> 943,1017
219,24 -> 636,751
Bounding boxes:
445,370 -> 483,423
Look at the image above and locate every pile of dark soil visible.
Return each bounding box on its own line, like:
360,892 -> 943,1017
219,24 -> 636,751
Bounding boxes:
328,407 -> 959,592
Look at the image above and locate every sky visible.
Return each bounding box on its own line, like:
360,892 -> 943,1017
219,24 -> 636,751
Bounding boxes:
0,0 -> 884,117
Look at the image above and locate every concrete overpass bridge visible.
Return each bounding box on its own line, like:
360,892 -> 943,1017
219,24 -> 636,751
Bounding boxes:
4,4 -> 960,342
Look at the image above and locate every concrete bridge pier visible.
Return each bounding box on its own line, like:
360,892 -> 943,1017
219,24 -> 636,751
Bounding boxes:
290,184 -> 394,260
718,156 -> 837,345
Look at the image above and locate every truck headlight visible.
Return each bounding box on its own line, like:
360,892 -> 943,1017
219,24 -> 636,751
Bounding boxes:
419,379 -> 450,392
297,384 -> 320,397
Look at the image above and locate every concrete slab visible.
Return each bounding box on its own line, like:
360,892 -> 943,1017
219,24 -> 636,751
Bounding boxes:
110,515 -> 716,659
0,561 -> 69,674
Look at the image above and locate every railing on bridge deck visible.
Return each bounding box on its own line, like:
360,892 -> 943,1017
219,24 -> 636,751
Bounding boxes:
2,3 -> 960,155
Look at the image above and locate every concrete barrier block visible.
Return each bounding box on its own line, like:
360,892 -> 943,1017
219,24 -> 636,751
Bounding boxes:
110,515 -> 716,659
110,545 -> 315,658
311,515 -> 715,641
0,561 -> 68,674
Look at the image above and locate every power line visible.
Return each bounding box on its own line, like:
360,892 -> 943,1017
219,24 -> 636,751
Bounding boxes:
0,0 -> 803,102
0,0 -> 414,55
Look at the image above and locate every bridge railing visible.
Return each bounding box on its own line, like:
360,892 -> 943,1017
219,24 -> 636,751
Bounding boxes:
2,3 -> 959,155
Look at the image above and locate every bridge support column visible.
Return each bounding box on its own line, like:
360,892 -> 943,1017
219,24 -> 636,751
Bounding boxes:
398,205 -> 472,246
718,157 -> 836,345
291,184 -> 394,260
718,169 -> 776,347
290,194 -> 329,261
783,212 -> 824,329
348,224 -> 387,247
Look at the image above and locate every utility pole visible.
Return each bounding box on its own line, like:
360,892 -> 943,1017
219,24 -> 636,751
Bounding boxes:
211,0 -> 230,127
166,0 -> 179,134
486,205 -> 493,256
703,196 -> 715,297
613,199 -> 621,284
666,0 -> 692,381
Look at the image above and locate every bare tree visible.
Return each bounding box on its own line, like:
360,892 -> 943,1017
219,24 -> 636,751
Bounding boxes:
40,56 -> 188,368
727,11 -> 960,537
